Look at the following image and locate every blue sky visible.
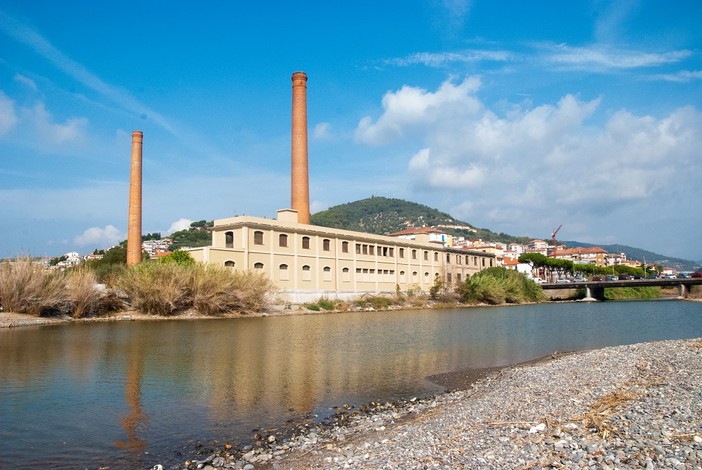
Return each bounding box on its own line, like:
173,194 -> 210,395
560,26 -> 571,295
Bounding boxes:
1,1 -> 701,261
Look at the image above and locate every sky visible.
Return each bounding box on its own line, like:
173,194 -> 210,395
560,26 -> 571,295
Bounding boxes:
1,1 -> 701,261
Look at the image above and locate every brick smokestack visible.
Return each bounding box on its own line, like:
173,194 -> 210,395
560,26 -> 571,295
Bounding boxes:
126,130 -> 143,266
291,71 -> 310,224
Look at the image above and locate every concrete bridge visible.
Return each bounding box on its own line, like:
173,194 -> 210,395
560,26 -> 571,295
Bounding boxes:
541,277 -> 702,301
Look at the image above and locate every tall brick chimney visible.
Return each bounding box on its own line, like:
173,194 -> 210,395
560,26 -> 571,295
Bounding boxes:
291,71 -> 310,224
126,130 -> 143,266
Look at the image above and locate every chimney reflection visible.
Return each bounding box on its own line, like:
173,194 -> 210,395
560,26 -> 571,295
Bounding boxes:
114,337 -> 147,453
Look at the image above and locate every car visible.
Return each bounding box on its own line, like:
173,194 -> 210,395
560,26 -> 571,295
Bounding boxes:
556,278 -> 571,283
572,277 -> 587,282
605,275 -> 618,281
532,277 -> 546,283
692,272 -> 702,278
618,274 -> 633,280
677,273 -> 691,279
646,274 -> 660,279
591,276 -> 604,281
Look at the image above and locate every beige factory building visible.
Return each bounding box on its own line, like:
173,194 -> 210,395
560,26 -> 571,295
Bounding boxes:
186,71 -> 494,301
187,209 -> 494,303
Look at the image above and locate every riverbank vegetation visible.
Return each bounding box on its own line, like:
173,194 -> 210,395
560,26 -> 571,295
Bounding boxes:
0,255 -> 272,319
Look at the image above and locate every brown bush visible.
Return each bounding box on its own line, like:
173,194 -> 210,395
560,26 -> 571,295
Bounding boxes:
0,258 -> 70,316
192,265 -> 273,315
66,267 -> 102,318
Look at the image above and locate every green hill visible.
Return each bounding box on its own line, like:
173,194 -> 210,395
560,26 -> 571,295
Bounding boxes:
310,196 -> 531,244
310,197 -> 699,271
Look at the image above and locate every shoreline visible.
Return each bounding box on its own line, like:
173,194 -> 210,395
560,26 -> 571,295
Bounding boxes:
1,295 -> 699,330
177,337 -> 702,469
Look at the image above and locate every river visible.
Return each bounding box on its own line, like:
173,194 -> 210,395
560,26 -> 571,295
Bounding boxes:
1,300 -> 700,469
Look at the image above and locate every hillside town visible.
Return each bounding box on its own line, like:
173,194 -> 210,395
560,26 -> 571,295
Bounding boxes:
38,227 -> 687,279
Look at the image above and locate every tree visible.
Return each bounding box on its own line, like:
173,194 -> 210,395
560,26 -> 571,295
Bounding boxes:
159,250 -> 195,265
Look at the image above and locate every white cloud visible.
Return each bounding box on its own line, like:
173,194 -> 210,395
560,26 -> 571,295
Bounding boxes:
74,225 -> 123,247
167,218 -> 193,234
24,102 -> 88,146
651,70 -> 702,83
386,50 -> 512,67
542,44 -> 691,71
313,122 -> 332,140
0,91 -> 18,135
356,77 -> 702,256
355,76 -> 482,145
14,73 -> 38,91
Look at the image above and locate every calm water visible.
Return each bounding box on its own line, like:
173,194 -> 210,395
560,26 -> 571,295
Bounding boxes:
1,301 -> 701,469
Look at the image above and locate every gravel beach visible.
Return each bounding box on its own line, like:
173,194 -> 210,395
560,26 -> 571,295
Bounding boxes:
186,337 -> 702,470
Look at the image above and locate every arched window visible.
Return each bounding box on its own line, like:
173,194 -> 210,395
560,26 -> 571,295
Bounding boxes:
342,267 -> 350,282
253,231 -> 264,245
446,253 -> 451,263
224,260 -> 235,268
412,249 -> 417,260
412,271 -> 419,283
399,270 -> 406,282
302,236 -> 310,249
423,251 -> 428,261
342,241 -> 349,253
302,264 -> 312,281
279,234 -> 288,247
225,231 -> 234,248
279,263 -> 289,281
322,239 -> 331,251
253,262 -> 264,269
399,248 -> 405,258
323,266 -> 332,281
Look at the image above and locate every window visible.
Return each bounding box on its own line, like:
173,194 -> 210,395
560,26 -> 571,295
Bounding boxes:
369,245 -> 375,255
389,248 -> 394,257
342,241 -> 349,253
412,271 -> 419,283
482,258 -> 486,267
400,270 -> 406,282
399,248 -> 405,258
225,231 -> 234,248
342,267 -> 351,282
323,239 -> 331,251
446,253 -> 451,263
279,264 -> 289,281
434,252 -> 439,262
253,231 -> 263,245
457,273 -> 462,283
490,259 -> 494,267
362,244 -> 368,255
302,264 -> 311,281
279,234 -> 288,247
323,266 -> 332,281
302,236 -> 310,249
224,260 -> 235,268
447,273 -> 452,283
423,251 -> 428,261
382,247 -> 388,257
412,249 -> 417,260
253,262 -> 264,269
356,243 -> 361,254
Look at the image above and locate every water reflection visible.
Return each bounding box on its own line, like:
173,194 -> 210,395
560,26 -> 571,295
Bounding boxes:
1,301 -> 701,468
114,331 -> 147,454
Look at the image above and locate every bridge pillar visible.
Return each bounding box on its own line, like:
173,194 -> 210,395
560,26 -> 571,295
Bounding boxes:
679,283 -> 687,299
580,286 -> 597,302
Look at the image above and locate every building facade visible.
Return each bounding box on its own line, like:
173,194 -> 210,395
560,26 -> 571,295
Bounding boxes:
187,209 -> 495,302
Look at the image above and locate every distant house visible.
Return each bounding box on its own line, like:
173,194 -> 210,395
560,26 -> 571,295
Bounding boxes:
552,247 -> 608,267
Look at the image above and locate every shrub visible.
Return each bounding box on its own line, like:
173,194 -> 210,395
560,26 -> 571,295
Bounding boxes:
159,250 -> 195,265
458,267 -> 546,305
116,263 -> 192,316
0,258 -> 70,316
191,266 -> 272,315
116,263 -> 273,316
66,267 -> 102,318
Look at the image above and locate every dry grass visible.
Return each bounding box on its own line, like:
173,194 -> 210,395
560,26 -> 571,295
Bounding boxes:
116,263 -> 273,316
0,258 -> 70,316
577,388 -> 640,438
191,265 -> 273,315
66,267 -> 102,318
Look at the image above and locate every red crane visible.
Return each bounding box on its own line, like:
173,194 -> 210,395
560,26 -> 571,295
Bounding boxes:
550,224 -> 563,256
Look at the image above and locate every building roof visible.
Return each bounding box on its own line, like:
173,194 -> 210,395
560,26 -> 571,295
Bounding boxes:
553,247 -> 607,256
388,227 -> 445,236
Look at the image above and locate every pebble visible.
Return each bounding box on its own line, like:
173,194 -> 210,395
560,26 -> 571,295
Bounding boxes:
176,337 -> 702,469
